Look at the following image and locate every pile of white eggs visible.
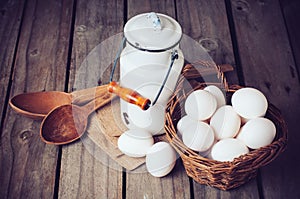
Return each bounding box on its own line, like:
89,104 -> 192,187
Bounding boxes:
177,85 -> 276,162
118,129 -> 176,177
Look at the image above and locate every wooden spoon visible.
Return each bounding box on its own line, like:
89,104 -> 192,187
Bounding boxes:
40,91 -> 113,145
9,85 -> 108,120
10,64 -> 233,120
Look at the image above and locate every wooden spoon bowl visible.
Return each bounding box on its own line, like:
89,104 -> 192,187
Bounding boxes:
10,92 -> 71,119
40,91 -> 113,145
40,104 -> 88,145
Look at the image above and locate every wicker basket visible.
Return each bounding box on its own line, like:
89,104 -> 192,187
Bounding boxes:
165,63 -> 288,190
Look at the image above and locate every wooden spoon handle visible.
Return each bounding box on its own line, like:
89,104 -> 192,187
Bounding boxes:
108,81 -> 151,110
82,91 -> 114,115
71,84 -> 108,105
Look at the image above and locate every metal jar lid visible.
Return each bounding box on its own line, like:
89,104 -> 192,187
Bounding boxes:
124,12 -> 182,52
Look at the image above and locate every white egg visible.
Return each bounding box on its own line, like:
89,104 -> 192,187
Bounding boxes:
210,105 -> 241,139
185,90 -> 217,121
236,117 -> 276,149
204,85 -> 226,109
146,142 -> 177,177
177,115 -> 198,137
128,103 -> 165,136
117,129 -> 154,157
182,121 -> 215,152
231,87 -> 268,121
211,138 -> 249,162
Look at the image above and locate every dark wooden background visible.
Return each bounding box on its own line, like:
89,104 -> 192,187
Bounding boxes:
0,0 -> 299,198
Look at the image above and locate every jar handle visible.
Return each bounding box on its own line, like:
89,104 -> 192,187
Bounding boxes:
108,81 -> 151,110
152,50 -> 178,105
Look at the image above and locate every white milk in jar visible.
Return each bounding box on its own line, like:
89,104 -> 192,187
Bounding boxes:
119,12 -> 184,135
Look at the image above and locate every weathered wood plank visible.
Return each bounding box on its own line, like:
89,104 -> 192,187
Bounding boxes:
0,0 -> 74,198
127,0 -> 175,17
280,0 -> 300,78
230,0 -> 300,198
58,0 -> 124,198
125,162 -> 190,199
125,1 -> 191,198
176,0 -> 260,197
0,0 -> 25,122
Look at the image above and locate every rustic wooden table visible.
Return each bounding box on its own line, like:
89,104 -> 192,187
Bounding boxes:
1,0 -> 299,198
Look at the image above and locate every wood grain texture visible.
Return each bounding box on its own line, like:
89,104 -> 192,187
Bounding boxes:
69,0 -> 124,89
58,139 -> 123,199
58,0 -> 124,198
0,0 -> 74,198
177,0 -> 240,85
176,0 -> 260,197
0,0 -> 25,121
127,0 -> 175,18
125,162 -> 190,199
230,0 -> 300,198
280,0 -> 300,79
125,1 -> 191,198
